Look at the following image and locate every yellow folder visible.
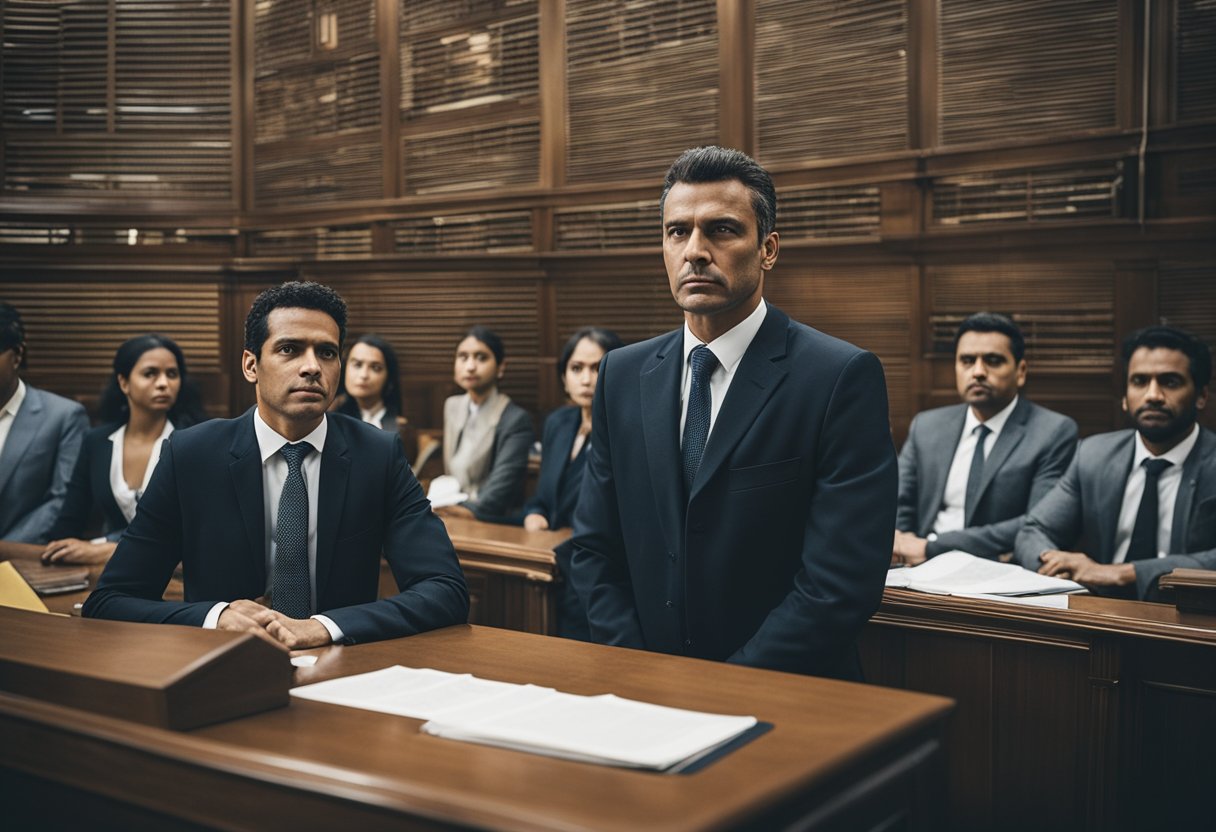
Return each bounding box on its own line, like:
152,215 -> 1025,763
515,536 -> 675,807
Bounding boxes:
0,561 -> 51,613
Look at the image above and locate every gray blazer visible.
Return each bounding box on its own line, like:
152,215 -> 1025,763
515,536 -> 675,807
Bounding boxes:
897,397 -> 1078,558
0,384 -> 90,543
1015,427 -> 1216,600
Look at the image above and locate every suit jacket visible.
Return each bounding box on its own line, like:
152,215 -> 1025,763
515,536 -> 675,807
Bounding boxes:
896,398 -> 1077,558
83,411 -> 469,644
0,384 -> 89,543
48,423 -> 132,542
570,305 -> 898,680
524,405 -> 584,530
443,394 -> 534,520
1014,427 -> 1216,601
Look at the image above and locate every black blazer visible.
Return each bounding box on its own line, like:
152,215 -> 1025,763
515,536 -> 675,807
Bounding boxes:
49,423 -> 131,542
84,410 -> 468,644
524,405 -> 585,530
570,305 -> 898,679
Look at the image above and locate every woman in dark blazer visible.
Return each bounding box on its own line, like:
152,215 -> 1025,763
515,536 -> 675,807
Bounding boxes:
523,327 -> 622,639
333,334 -> 403,433
41,334 -> 206,564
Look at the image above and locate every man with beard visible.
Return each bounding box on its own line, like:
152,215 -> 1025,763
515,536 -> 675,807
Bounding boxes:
894,313 -> 1077,564
1015,326 -> 1215,601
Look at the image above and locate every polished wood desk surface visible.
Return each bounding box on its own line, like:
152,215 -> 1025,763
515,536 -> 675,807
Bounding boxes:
439,515 -> 568,578
3,624 -> 952,832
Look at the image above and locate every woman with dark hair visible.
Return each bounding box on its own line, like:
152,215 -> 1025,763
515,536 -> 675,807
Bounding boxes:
523,326 -> 622,640
40,334 -> 206,564
333,334 -> 402,432
434,325 -> 533,520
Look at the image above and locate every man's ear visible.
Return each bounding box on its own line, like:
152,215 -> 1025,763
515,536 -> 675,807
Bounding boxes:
761,232 -> 779,271
242,349 -> 258,384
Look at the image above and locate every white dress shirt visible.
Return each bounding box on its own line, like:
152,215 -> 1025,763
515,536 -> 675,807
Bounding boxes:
0,379 -> 27,458
679,298 -> 768,441
932,396 -> 1019,535
1112,424 -> 1199,563
360,405 -> 387,429
107,420 -> 175,524
203,411 -> 344,641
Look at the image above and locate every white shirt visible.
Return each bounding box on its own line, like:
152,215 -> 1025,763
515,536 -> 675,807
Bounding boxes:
679,298 -> 768,441
203,411 -> 344,641
0,379 -> 27,458
932,396 -> 1019,535
360,405 -> 387,430
107,420 -> 175,524
1112,424 -> 1199,564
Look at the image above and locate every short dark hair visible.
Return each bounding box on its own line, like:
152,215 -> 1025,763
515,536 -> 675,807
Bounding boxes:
954,312 -> 1026,363
461,325 -> 505,365
244,281 -> 347,357
660,146 -> 778,242
99,334 -> 208,428
0,302 -> 27,369
1122,325 -> 1211,389
338,333 -> 403,416
557,327 -> 623,380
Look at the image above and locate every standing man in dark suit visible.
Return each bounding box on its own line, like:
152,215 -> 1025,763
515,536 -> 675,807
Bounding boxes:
894,313 -> 1077,564
569,146 -> 898,680
1015,326 -> 1214,601
0,302 -> 89,544
85,282 -> 468,647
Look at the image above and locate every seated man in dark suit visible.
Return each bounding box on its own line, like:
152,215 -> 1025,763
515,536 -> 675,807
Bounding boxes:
894,313 -> 1077,564
1015,326 -> 1214,601
0,302 -> 89,544
84,282 -> 468,648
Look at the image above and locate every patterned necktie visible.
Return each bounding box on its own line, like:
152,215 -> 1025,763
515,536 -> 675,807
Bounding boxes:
1126,458 -> 1173,561
963,423 -> 992,521
682,345 -> 719,494
272,441 -> 313,619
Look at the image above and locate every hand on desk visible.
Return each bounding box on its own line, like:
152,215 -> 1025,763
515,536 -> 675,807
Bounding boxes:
41,538 -> 116,565
523,513 -> 550,532
892,531 -> 928,567
218,599 -> 334,650
1037,550 -> 1135,587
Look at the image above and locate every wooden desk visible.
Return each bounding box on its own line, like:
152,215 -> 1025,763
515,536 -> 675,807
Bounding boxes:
2,623 -> 954,831
380,516 -> 568,635
860,589 -> 1216,832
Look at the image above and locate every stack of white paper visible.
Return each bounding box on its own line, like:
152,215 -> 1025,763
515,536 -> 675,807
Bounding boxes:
885,550 -> 1084,596
291,666 -> 758,771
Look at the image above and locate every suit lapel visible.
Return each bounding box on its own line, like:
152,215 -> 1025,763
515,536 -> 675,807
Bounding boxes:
640,330 -> 685,557
228,411 -> 267,591
689,306 -> 789,500
1098,433 -> 1137,560
1171,428 -> 1211,550
0,386 -> 45,498
315,416 -> 350,604
968,399 -> 1030,525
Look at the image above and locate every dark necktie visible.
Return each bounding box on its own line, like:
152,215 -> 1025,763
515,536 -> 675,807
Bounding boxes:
963,423 -> 992,521
682,345 -> 719,493
272,441 -> 313,619
1126,458 -> 1173,562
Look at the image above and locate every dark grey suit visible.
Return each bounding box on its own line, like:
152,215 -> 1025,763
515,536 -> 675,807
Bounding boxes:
897,398 -> 1077,558
1014,427 -> 1216,600
0,384 -> 89,543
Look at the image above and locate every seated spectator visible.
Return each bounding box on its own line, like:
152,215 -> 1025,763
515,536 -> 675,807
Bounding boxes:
523,327 -> 622,640
435,326 -> 533,521
895,313 -> 1077,564
0,302 -> 89,544
41,334 -> 206,565
333,334 -> 402,433
1016,326 -> 1215,601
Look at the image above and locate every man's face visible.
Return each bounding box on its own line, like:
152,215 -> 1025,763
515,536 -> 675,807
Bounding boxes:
0,344 -> 20,404
955,330 -> 1026,417
662,180 -> 777,330
1123,346 -> 1206,444
243,307 -> 341,430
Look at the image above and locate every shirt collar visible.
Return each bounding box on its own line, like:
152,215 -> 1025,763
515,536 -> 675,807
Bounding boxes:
108,419 -> 176,444
1134,422 -> 1199,468
361,405 -> 387,424
681,298 -> 768,373
963,395 -> 1019,438
253,408 -> 328,463
1,378 -> 26,417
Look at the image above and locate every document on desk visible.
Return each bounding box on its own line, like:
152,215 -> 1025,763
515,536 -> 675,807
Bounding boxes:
886,550 -> 1084,596
292,666 -> 758,771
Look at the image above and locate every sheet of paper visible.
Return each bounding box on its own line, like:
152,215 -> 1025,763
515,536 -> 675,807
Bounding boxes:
954,592 -> 1072,609
886,550 -> 1084,596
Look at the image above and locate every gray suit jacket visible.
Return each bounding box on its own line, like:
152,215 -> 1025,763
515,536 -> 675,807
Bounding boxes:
0,384 -> 90,543
1014,427 -> 1216,600
897,398 -> 1077,558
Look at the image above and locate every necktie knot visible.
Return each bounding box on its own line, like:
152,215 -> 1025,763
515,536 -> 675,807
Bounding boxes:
973,423 -> 991,438
1142,458 -> 1172,480
689,344 -> 718,382
280,442 -> 312,473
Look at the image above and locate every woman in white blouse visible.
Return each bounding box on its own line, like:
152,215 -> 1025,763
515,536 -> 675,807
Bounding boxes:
40,334 -> 206,564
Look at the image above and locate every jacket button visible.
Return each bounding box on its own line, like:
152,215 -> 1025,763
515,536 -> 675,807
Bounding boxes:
665,600 -> 674,608
684,639 -> 692,647
668,551 -> 676,561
